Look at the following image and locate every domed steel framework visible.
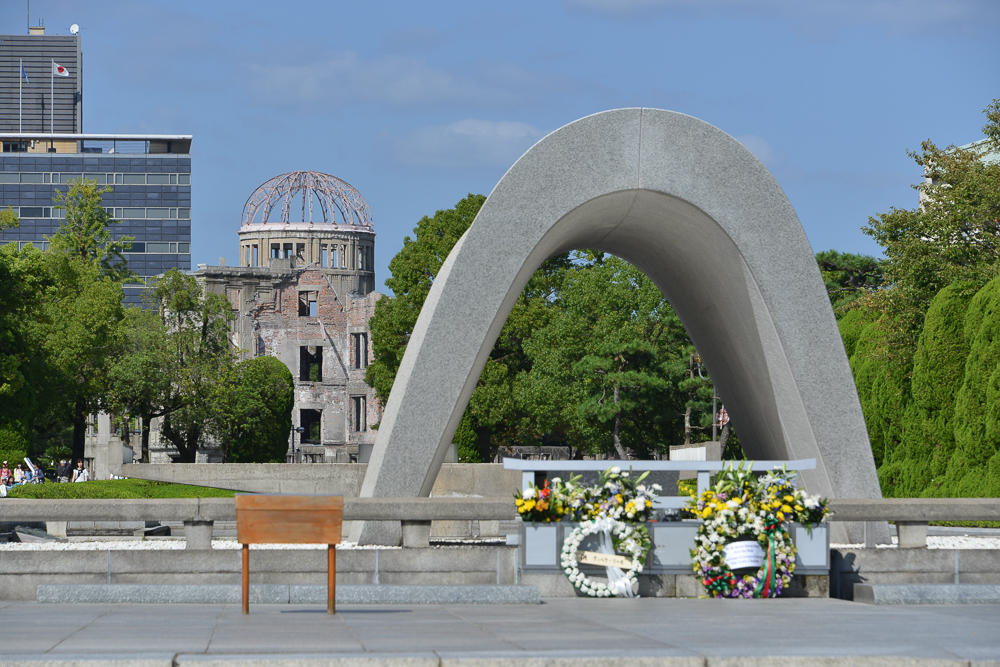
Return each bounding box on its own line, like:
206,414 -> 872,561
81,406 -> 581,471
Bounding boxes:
242,170 -> 374,227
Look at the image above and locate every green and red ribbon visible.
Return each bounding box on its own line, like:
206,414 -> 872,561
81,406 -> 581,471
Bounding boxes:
703,570 -> 738,596
753,515 -> 781,597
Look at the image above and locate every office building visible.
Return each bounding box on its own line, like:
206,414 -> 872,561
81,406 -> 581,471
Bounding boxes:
0,26 -> 191,306
0,132 -> 192,305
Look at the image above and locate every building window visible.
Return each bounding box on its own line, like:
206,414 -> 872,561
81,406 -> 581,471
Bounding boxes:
271,244 -> 280,259
321,247 -> 328,267
2,141 -> 28,152
283,243 -> 293,259
352,332 -> 368,369
300,409 -> 321,444
352,396 -> 367,432
299,345 -> 322,382
251,245 -> 259,267
298,291 -> 318,317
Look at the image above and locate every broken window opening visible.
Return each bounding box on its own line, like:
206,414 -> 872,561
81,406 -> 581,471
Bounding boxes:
298,291 -> 318,317
352,332 -> 368,369
299,345 -> 323,382
352,396 -> 367,432
300,409 -> 321,444
271,244 -> 280,259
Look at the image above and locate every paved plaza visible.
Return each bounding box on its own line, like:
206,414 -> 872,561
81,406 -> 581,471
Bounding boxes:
0,598 -> 997,665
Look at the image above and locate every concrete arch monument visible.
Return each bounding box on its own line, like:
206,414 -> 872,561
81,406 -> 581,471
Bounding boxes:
356,108 -> 881,543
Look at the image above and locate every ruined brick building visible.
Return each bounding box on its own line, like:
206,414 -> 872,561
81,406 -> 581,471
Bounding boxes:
190,171 -> 382,463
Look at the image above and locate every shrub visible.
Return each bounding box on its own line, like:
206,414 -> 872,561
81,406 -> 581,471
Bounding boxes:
892,281 -> 977,496
847,312 -> 909,469
946,275 -> 1000,491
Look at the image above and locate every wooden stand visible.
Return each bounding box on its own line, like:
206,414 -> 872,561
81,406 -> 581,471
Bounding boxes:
235,495 -> 344,614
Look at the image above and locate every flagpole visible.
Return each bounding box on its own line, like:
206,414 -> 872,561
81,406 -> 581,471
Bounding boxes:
19,58 -> 23,133
50,59 -> 54,134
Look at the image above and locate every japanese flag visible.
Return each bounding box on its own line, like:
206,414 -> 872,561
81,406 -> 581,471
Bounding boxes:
52,62 -> 70,77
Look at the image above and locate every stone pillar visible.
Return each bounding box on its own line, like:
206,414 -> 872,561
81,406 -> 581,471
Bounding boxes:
896,522 -> 928,548
401,520 -> 430,548
184,520 -> 214,550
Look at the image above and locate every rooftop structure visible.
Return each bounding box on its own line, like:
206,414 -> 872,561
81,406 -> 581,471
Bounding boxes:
237,170 -> 376,296
0,27 -> 82,133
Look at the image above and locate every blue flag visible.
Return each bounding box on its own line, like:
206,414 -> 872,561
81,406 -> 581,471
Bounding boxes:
21,63 -> 29,84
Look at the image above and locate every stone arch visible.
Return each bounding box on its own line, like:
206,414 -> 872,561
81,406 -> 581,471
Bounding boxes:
357,108 -> 880,542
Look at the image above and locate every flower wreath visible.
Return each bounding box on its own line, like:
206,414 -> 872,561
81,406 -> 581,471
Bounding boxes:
560,517 -> 650,598
692,512 -> 795,598
687,463 -> 828,599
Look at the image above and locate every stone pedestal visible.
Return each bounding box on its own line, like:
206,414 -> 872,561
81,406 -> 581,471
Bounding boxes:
183,520 -> 213,550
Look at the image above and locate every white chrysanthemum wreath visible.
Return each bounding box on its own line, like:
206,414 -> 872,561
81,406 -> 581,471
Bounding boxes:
560,516 -> 650,598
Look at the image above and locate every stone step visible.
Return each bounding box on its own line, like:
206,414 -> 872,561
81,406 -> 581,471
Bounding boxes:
854,583 -> 1000,605
37,583 -> 541,605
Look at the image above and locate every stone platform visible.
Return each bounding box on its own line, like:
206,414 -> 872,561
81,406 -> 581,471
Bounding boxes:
854,583 -> 1000,605
1,598 -> 997,665
37,583 -> 541,605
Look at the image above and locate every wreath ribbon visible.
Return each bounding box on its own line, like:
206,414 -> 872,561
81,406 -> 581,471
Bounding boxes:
753,515 -> 781,597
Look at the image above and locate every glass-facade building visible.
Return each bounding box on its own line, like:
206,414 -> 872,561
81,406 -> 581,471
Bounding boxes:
0,133 -> 192,305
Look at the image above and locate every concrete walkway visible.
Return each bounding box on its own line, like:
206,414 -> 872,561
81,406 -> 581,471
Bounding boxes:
1,598 -> 998,665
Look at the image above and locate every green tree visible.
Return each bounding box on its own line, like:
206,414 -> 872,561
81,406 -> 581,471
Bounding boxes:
574,341 -> 672,459
154,270 -> 235,462
34,254 -> 125,461
49,179 -> 133,281
105,307 -> 175,463
815,249 -> 885,312
0,207 -> 18,230
517,254 -> 692,458
212,356 -> 294,463
862,98 -> 1000,358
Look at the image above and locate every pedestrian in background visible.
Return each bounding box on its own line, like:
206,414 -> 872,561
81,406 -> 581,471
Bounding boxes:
71,460 -> 89,483
56,459 -> 70,483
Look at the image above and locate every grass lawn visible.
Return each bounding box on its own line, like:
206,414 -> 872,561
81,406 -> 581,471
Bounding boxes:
6,479 -> 236,499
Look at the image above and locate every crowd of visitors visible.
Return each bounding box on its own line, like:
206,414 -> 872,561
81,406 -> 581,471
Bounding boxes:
0,458 -> 90,496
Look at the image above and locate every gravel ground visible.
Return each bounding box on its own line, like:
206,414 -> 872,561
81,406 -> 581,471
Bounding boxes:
832,535 -> 1000,549
0,539 -> 399,550
1,535 -> 998,550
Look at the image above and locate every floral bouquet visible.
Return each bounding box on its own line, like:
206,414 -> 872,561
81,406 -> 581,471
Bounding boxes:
686,462 -> 828,599
575,466 -> 662,523
514,474 -> 584,522
514,466 -> 662,524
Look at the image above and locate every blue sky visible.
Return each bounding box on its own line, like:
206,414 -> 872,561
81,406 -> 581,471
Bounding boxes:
3,0 -> 998,294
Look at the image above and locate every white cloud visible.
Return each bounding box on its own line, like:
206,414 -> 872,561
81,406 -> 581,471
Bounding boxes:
395,120 -> 545,168
249,52 -> 540,108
